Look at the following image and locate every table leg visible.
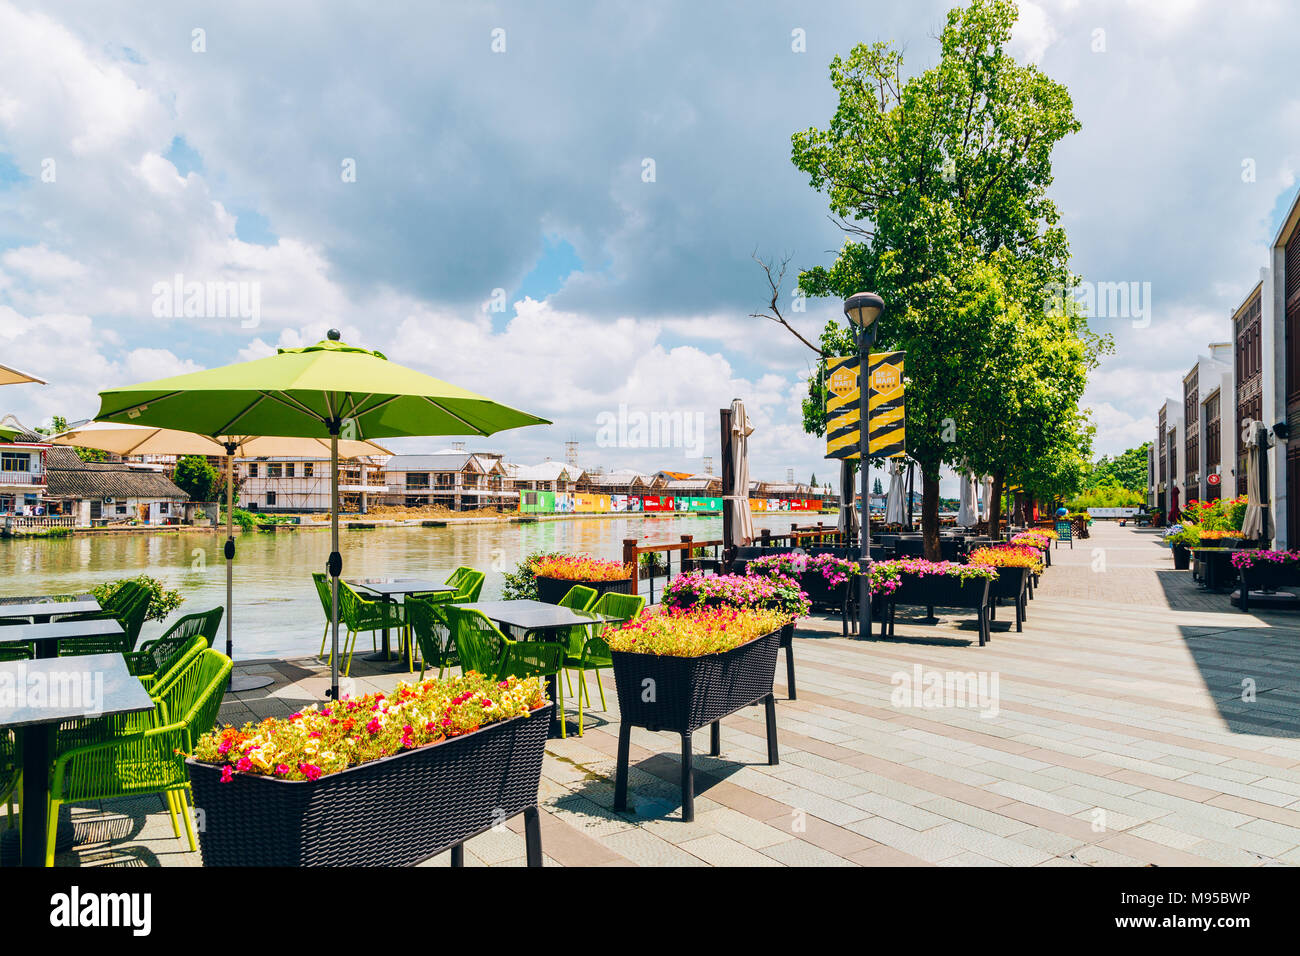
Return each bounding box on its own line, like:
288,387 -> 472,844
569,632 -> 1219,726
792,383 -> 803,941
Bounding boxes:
19,724 -> 53,867
363,597 -> 401,663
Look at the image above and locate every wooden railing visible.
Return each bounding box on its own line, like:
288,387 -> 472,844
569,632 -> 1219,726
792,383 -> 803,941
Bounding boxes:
622,534 -> 723,604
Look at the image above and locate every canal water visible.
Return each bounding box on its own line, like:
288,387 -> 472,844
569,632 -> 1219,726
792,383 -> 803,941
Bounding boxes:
0,513 -> 810,660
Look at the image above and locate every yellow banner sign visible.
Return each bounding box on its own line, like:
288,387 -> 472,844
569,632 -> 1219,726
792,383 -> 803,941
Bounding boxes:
824,351 -> 906,460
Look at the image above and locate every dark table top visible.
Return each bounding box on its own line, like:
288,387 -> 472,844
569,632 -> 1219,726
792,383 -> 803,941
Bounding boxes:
348,578 -> 453,597
0,598 -> 102,620
1191,547 -> 1240,554
0,618 -> 124,645
0,653 -> 154,729
459,599 -> 620,632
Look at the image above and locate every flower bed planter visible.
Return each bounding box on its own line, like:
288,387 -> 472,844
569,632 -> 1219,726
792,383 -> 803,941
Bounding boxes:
1171,544 -> 1191,571
535,575 -> 632,606
1233,561 -> 1300,612
985,566 -> 1030,632
187,705 -> 552,867
610,629 -> 780,822
886,573 -> 992,645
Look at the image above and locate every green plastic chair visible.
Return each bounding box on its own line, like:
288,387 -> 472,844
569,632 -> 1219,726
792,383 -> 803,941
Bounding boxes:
126,633 -> 209,691
314,572 -> 379,658
444,606 -> 568,733
334,581 -> 405,677
46,649 -> 233,864
0,620 -> 32,662
566,592 -> 645,735
1,728 -> 17,831
405,594 -> 457,679
58,582 -> 151,656
558,585 -> 597,612
412,567 -> 484,605
124,607 -> 223,680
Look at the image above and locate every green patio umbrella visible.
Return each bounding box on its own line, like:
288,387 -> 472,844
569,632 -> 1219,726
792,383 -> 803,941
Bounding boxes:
95,331 -> 550,700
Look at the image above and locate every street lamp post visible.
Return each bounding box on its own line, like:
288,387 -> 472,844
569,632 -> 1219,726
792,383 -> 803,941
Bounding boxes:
844,291 -> 885,638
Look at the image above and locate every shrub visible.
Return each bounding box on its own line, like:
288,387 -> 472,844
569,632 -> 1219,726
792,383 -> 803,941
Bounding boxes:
92,574 -> 185,623
501,551 -> 566,601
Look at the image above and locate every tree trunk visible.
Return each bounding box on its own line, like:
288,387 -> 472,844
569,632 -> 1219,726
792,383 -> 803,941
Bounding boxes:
921,465 -> 942,561
988,471 -> 1004,540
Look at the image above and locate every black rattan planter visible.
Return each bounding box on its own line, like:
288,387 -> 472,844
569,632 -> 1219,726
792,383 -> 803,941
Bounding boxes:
535,575 -> 633,606
610,629 -> 781,822
187,705 -> 552,867
1233,561 -> 1300,612
886,573 -> 991,645
1171,544 -> 1190,570
984,566 -> 1030,632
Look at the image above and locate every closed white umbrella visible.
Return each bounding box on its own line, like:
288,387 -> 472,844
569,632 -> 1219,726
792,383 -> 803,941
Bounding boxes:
1241,423 -> 1264,540
957,471 -> 979,527
837,459 -> 859,539
980,475 -> 994,522
729,399 -> 756,545
885,460 -> 906,525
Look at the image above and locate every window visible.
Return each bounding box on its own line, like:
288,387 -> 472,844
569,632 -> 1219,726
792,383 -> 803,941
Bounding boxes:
405,472 -> 430,489
303,462 -> 314,478
268,463 -> 283,479
158,501 -> 170,514
266,491 -> 277,506
89,500 -> 102,519
248,463 -> 259,477
1,452 -> 31,473
284,462 -> 295,478
115,503 -> 127,515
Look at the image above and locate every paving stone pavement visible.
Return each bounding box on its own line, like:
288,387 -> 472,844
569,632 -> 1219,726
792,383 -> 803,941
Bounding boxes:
38,523 -> 1300,867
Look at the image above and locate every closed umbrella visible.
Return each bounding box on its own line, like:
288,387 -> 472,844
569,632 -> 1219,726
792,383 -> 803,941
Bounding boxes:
0,363 -> 45,386
1241,423 -> 1264,540
49,421 -> 389,692
885,460 -> 906,525
95,330 -> 548,700
837,459 -> 859,539
980,475 -> 994,523
729,399 -> 756,546
957,471 -> 979,527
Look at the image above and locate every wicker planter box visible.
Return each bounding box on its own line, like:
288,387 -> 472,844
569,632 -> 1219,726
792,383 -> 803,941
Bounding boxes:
1234,561 -> 1300,612
611,628 -> 781,822
885,573 -> 991,645
535,575 -> 632,605
1171,544 -> 1191,570
985,566 -> 1030,633
187,705 -> 552,867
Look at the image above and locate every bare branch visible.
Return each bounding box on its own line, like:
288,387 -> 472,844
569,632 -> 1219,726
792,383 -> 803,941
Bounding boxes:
749,252 -> 827,357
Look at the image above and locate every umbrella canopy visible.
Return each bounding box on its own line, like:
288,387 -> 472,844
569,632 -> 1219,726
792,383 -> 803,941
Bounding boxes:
957,472 -> 979,527
884,460 -> 906,525
1241,424 -> 1265,540
837,459 -> 859,540
728,399 -> 756,547
0,362 -> 45,386
94,331 -> 549,700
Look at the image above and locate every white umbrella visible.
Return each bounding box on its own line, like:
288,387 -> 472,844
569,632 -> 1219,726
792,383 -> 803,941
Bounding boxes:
1241,423 -> 1264,540
837,459 -> 859,540
729,399 -> 756,546
980,475 -> 994,522
51,421 -> 389,691
885,460 -> 906,525
957,471 -> 979,527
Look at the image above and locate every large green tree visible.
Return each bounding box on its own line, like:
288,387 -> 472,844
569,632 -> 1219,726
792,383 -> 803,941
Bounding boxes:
787,0 -> 1084,557
1086,443 -> 1151,492
172,455 -> 222,502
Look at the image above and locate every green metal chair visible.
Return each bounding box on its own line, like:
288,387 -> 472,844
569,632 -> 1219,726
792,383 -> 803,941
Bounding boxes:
58,582 -> 151,656
444,605 -> 568,733
566,592 -> 645,735
124,607 -> 223,681
405,594 -> 457,679
334,581 -> 405,677
1,728 -> 17,832
46,649 -> 233,864
314,572 -> 379,658
413,567 -> 484,605
558,585 -> 598,612
0,619 -> 32,662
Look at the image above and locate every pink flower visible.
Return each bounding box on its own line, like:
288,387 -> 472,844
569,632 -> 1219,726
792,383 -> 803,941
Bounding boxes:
236,756 -> 252,772
220,765 -> 234,783
366,718 -> 381,734
299,763 -> 323,781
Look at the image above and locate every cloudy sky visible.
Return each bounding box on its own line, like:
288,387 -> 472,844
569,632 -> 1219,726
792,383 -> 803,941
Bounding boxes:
1,0 -> 1298,494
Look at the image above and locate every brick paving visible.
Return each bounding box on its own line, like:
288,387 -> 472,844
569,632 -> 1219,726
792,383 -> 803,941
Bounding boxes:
43,523 -> 1300,866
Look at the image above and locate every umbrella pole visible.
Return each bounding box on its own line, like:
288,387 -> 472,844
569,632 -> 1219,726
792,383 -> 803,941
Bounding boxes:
224,447 -> 272,693
329,430 -> 341,701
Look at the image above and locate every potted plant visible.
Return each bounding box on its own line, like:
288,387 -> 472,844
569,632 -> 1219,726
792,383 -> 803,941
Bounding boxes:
1230,549 -> 1300,611
607,606 -> 787,822
877,558 -> 998,645
188,674 -> 553,866
662,571 -> 809,697
530,554 -> 634,605
967,545 -> 1040,632
747,551 -> 858,611
1162,524 -> 1199,570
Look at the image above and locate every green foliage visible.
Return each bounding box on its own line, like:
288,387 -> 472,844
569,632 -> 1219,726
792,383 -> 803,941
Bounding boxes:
221,507 -> 258,532
34,414 -> 111,462
92,574 -> 184,623
1065,486 -> 1144,511
173,455 -> 221,502
1085,443 -> 1150,492
501,550 -> 565,601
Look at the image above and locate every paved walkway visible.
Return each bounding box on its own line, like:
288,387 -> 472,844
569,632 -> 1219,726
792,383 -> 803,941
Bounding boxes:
39,523 -> 1300,867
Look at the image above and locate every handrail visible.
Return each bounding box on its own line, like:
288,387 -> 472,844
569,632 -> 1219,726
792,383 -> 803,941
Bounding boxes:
622,534 -> 723,603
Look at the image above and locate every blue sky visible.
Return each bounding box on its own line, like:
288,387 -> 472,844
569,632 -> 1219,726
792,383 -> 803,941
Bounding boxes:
1,0 -> 1299,495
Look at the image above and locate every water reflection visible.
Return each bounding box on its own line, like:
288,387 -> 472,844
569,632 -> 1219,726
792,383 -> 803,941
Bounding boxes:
0,513 -> 807,660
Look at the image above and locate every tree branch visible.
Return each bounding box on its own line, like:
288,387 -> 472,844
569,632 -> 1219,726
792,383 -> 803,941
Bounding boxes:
750,252 -> 827,357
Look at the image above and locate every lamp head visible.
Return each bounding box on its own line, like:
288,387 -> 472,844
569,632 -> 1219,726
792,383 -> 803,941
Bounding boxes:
843,292 -> 885,330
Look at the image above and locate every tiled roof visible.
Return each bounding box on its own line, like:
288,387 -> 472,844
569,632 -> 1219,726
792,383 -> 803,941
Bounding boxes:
45,458 -> 188,500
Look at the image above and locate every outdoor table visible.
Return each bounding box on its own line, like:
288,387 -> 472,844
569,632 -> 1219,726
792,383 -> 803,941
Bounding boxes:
0,618 -> 125,660
1,653 -> 154,867
459,599 -> 624,738
348,578 -> 454,668
0,598 -> 101,626
1191,547 -> 1239,592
